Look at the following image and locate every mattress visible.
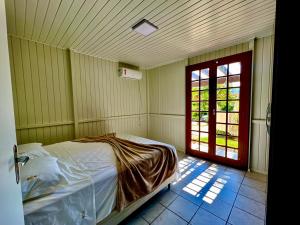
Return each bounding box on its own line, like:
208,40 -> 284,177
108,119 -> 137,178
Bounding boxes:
23,134 -> 177,225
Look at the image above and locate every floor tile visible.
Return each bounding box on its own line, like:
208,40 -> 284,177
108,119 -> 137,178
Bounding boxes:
152,209 -> 187,225
168,196 -> 199,221
242,177 -> 267,192
228,207 -> 264,225
176,189 -> 204,206
201,199 -> 232,221
245,172 -> 267,183
214,189 -> 237,205
139,202 -> 165,223
121,215 -> 149,225
239,185 -> 266,204
225,167 -> 246,176
189,208 -> 226,225
156,189 -> 178,207
234,195 -> 266,220
214,176 -> 241,193
221,171 -> 244,183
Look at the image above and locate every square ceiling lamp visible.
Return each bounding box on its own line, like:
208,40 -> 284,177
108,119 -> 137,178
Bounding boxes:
132,19 -> 158,36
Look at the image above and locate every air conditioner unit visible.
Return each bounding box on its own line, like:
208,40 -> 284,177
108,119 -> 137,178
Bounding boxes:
119,67 -> 142,80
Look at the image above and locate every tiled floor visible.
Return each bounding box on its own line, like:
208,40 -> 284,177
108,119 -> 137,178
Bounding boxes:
120,153 -> 267,225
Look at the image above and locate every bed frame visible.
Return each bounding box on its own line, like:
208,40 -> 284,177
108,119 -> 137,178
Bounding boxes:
97,173 -> 176,225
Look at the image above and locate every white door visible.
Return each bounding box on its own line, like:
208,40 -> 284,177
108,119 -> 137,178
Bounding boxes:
0,0 -> 25,224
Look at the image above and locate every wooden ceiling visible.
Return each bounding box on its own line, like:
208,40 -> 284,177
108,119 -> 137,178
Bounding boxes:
5,0 -> 276,68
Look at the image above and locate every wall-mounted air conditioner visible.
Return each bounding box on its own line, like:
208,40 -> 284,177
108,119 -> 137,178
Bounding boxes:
119,67 -> 142,80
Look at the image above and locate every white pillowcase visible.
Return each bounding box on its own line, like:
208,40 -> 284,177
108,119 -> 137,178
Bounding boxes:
18,143 -> 50,159
20,156 -> 67,201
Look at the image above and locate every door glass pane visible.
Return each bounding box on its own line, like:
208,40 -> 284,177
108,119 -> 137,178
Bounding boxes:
229,75 -> 240,87
228,101 -> 239,112
229,62 -> 241,75
200,122 -> 209,132
192,81 -> 199,91
228,125 -> 239,136
200,112 -> 209,122
200,132 -> 209,143
192,70 -> 200,80
228,88 -> 240,99
216,112 -> 226,123
192,131 -> 199,141
191,141 -> 199,150
217,101 -> 227,112
200,142 -> 208,153
228,113 -> 239,124
200,68 -> 209,79
192,122 -> 199,131
217,65 -> 228,77
200,101 -> 209,111
217,77 -> 227,88
200,80 -> 209,90
200,90 -> 209,100
216,124 -> 226,135
192,91 -> 199,101
227,136 -> 239,148
216,146 -> 225,157
192,102 -> 199,111
192,112 -> 199,121
216,135 -> 226,146
217,89 -> 227,100
191,131 -> 200,150
227,148 -> 238,160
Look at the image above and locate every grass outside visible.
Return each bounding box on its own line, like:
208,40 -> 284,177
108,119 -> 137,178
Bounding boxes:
200,136 -> 238,148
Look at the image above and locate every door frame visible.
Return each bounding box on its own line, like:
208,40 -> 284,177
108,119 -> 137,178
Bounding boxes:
186,51 -> 252,169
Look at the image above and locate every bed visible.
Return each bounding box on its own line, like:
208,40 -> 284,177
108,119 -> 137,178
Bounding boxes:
22,134 -> 178,225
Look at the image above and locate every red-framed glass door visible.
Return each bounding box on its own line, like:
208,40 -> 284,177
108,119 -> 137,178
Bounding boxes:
186,51 -> 252,169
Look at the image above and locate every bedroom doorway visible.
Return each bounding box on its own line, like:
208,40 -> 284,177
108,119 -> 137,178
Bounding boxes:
186,52 -> 252,169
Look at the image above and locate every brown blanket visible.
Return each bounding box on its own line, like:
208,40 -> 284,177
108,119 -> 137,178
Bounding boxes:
74,133 -> 177,210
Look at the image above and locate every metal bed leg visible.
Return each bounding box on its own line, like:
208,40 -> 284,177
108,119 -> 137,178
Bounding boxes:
167,183 -> 171,190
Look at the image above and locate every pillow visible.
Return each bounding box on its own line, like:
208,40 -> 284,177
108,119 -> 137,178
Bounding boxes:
20,156 -> 67,201
18,143 -> 50,159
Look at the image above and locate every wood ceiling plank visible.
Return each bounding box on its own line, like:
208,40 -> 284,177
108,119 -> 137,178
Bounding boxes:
70,0 -> 152,49
75,0 -> 160,51
23,0 -> 38,38
15,0 -> 26,36
113,1 -> 275,58
45,0 -> 76,43
4,0 -> 16,34
31,0 -> 50,40
55,0 -> 99,47
38,0 -> 63,42
49,0 -> 87,45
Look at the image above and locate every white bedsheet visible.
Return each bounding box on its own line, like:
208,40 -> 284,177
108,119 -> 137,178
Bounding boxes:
23,134 -> 177,225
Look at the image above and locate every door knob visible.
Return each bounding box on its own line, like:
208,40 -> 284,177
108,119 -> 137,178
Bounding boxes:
13,145 -> 29,184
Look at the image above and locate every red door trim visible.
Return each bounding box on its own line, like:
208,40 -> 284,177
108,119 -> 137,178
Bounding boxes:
186,51 -> 252,170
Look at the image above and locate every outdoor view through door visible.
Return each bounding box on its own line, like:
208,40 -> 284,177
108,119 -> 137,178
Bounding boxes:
186,52 -> 252,169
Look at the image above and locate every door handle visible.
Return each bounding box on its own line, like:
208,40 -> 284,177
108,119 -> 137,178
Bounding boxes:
13,145 -> 29,184
266,103 -> 271,135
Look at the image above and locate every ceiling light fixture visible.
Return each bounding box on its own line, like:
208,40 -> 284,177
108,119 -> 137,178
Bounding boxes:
132,19 -> 158,36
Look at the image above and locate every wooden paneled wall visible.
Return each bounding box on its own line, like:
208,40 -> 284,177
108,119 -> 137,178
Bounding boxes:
147,60 -> 187,152
251,35 -> 274,174
147,36 -> 274,173
8,36 -> 74,145
70,52 -> 148,138
8,36 -> 148,145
